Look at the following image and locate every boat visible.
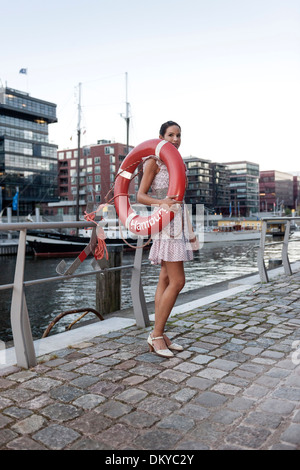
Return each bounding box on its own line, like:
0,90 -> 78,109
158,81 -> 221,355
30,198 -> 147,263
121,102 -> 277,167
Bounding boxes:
26,225 -> 142,258
202,229 -> 261,243
199,224 -> 262,243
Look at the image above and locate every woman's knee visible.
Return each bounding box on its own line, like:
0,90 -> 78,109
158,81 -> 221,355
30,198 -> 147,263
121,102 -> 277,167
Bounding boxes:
171,275 -> 185,293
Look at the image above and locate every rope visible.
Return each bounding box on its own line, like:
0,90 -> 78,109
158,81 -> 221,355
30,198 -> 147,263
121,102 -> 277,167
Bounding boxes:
83,158 -> 151,259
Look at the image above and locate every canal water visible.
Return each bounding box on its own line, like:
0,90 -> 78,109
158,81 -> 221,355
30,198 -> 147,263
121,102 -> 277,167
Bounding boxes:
1,236 -> 300,342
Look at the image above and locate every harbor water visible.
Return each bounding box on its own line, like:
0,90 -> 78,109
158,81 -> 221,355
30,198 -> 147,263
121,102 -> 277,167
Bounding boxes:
1,236 -> 300,343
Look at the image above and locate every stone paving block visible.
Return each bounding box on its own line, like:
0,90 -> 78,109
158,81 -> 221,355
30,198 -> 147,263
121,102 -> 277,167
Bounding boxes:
119,410 -> 159,428
194,391 -> 228,408
6,435 -> 47,450
279,423 -> 300,446
225,425 -> 271,449
73,393 -> 106,409
96,423 -> 139,448
21,377 -> 63,392
33,424 -> 80,450
259,398 -> 296,415
208,358 -> 239,371
170,387 -> 197,403
41,403 -> 82,421
133,429 -> 181,450
11,415 -> 45,434
115,388 -> 148,404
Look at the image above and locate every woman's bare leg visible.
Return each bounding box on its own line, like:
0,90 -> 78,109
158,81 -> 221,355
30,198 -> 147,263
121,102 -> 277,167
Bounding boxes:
151,261 -> 185,350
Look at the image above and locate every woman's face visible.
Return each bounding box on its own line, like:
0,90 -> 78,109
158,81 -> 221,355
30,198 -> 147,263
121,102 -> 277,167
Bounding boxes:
160,125 -> 181,149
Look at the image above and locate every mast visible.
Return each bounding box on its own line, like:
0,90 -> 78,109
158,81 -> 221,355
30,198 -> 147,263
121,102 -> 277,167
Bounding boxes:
75,82 -> 81,225
121,72 -> 130,154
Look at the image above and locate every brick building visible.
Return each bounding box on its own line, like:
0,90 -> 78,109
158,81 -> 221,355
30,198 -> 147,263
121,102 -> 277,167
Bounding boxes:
47,140 -> 134,217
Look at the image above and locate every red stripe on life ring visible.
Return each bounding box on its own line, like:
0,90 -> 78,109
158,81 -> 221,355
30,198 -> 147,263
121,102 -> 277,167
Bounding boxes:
114,139 -> 186,236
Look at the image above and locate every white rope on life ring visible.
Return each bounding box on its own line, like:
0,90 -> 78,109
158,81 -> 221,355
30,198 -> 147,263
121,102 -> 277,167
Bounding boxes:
114,138 -> 186,236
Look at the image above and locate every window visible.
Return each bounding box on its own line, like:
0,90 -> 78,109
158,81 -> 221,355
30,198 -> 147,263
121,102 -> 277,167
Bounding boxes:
105,146 -> 114,155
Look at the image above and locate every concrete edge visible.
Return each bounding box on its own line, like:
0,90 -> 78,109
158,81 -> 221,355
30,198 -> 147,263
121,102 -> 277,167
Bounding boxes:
0,317 -> 136,369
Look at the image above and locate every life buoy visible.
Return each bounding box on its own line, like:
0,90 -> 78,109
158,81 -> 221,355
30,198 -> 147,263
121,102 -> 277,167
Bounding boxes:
114,138 -> 186,236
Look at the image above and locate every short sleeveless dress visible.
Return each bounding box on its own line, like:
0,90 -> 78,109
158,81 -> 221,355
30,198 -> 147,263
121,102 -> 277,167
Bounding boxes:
143,156 -> 194,265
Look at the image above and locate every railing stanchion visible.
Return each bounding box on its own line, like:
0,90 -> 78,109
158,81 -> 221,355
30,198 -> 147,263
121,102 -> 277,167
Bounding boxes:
131,237 -> 150,328
282,220 -> 292,276
257,220 -> 269,283
10,229 -> 37,368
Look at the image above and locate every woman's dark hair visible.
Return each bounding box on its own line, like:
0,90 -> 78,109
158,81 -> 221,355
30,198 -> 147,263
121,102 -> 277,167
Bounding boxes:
159,121 -> 181,137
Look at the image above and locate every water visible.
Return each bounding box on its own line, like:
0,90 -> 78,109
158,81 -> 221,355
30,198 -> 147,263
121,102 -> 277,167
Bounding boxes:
1,237 -> 300,342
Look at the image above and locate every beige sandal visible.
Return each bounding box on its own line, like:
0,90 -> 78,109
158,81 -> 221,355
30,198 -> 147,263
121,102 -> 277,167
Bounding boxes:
147,334 -> 174,358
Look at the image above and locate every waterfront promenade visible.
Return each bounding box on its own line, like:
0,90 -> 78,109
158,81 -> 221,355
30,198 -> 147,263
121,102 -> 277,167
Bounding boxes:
0,266 -> 300,450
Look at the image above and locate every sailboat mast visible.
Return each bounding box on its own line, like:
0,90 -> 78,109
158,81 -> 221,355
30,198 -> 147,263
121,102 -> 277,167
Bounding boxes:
75,82 -> 82,223
125,72 -> 130,154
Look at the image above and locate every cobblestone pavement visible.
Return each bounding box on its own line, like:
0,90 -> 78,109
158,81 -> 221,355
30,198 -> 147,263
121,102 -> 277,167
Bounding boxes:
1,271 -> 300,451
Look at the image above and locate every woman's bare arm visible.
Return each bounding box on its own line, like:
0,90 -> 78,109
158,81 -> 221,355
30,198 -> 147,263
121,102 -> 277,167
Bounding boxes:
137,158 -> 179,207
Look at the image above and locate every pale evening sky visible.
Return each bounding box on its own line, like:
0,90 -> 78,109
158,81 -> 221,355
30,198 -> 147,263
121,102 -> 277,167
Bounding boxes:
1,0 -> 299,173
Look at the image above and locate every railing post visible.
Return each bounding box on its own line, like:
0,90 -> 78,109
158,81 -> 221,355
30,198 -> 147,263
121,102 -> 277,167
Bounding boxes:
282,220 -> 292,276
131,237 -> 149,328
10,229 -> 37,368
257,220 -> 269,282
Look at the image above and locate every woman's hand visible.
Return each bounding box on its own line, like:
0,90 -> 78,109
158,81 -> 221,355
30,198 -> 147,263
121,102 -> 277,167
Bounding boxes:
160,196 -> 182,212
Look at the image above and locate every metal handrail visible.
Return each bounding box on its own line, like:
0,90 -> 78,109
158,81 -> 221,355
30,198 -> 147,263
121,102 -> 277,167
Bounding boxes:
0,220 -> 149,368
257,216 -> 300,283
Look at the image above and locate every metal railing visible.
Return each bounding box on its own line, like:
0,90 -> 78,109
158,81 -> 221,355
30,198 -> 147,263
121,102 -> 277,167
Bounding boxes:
257,217 -> 300,283
0,221 -> 150,368
1,216 -> 300,368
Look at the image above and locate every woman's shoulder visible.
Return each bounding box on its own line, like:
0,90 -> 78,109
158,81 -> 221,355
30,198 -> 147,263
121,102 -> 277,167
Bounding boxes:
142,156 -> 161,172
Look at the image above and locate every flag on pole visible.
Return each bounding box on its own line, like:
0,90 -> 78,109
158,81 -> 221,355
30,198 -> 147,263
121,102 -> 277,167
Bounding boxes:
12,191 -> 19,211
19,68 -> 27,74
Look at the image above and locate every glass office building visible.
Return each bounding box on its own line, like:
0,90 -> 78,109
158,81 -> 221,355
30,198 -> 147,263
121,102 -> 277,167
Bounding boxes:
224,161 -> 260,216
0,86 -> 58,215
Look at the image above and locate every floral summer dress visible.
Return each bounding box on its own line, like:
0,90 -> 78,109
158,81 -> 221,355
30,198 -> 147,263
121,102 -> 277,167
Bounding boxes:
143,156 -> 194,265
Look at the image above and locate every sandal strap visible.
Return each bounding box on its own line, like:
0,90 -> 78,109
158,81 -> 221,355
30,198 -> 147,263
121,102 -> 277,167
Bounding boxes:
151,335 -> 164,340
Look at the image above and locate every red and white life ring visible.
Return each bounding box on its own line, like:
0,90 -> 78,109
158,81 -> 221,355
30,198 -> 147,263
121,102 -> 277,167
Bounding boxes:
114,138 -> 186,236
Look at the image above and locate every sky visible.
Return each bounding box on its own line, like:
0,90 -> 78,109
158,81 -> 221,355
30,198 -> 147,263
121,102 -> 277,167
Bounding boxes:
1,0 -> 300,173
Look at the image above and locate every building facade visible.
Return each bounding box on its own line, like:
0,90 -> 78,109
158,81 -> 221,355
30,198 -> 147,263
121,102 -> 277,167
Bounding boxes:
210,162 -> 230,214
259,170 -> 295,213
184,157 -> 213,209
224,161 -> 260,217
51,141 -> 134,217
0,86 -> 58,215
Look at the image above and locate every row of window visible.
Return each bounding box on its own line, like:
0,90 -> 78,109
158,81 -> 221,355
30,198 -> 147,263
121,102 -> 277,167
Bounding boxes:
4,154 -> 57,172
70,175 -> 101,184
0,114 -> 48,132
4,140 -> 57,158
4,93 -> 56,119
58,150 -> 116,163
0,126 -> 49,143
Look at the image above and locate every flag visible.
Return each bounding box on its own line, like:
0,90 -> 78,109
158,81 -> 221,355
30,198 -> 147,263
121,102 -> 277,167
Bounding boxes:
19,68 -> 27,74
12,191 -> 19,211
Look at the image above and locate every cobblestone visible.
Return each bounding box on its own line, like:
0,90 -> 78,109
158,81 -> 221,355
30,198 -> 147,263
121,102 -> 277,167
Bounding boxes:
1,270 -> 300,450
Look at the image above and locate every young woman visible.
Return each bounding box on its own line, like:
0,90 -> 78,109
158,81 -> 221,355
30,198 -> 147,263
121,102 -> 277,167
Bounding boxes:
137,121 -> 198,357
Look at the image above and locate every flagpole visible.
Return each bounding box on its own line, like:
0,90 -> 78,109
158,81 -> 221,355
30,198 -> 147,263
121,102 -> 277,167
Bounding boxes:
75,83 -> 82,229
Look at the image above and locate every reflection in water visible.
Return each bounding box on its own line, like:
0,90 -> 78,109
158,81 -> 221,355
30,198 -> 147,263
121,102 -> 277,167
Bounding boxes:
1,237 -> 299,341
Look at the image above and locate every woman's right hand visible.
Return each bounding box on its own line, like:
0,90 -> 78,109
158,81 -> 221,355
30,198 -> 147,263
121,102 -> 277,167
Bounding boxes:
160,196 -> 182,211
